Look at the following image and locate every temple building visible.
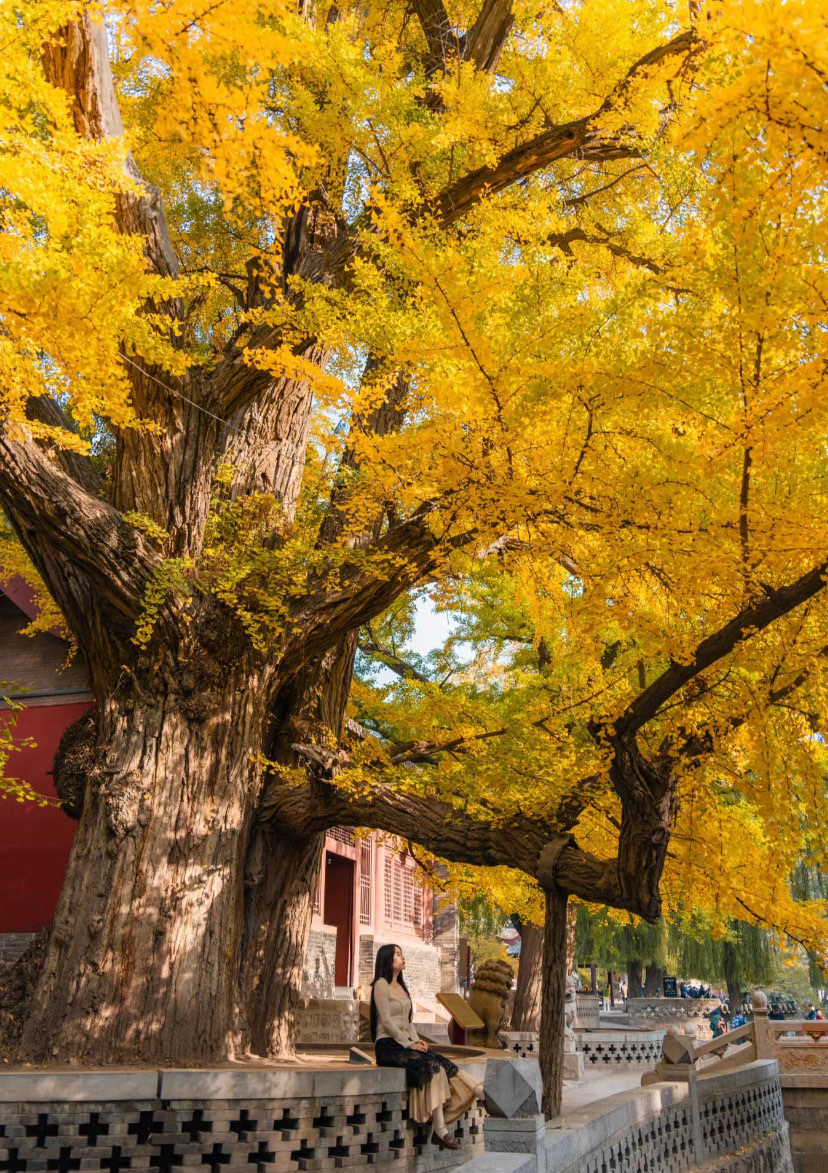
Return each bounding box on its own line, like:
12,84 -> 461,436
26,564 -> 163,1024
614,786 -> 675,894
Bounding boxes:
0,581 -> 459,1003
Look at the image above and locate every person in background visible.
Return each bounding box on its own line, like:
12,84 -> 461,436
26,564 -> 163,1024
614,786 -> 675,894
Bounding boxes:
807,1005 -> 818,1021
768,1004 -> 786,1021
710,1007 -> 726,1038
816,1009 -> 825,1021
370,944 -> 484,1150
731,1011 -> 747,1029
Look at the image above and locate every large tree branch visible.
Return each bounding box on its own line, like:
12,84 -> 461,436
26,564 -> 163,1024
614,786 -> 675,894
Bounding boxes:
412,0 -> 460,75
24,396 -> 103,497
433,28 -> 698,226
614,561 -> 828,738
281,502 -> 461,672
413,0 -> 514,77
260,769 -> 633,909
212,25 -> 694,420
358,625 -> 431,683
43,13 -> 179,280
464,0 -> 514,73
0,434 -> 160,631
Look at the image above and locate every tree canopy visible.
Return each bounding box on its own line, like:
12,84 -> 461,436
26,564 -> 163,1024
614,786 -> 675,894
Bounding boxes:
2,0 -> 828,1113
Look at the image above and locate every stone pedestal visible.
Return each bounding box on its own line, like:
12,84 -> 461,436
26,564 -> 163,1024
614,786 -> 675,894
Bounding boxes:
563,1050 -> 585,1081
483,1057 -> 542,1118
483,1115 -> 547,1173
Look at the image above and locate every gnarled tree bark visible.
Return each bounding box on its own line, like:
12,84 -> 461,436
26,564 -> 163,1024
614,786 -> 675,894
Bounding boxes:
540,887 -> 568,1119
511,921 -> 543,1032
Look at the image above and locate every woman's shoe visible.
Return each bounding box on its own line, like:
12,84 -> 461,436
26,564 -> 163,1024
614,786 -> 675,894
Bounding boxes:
432,1131 -> 461,1150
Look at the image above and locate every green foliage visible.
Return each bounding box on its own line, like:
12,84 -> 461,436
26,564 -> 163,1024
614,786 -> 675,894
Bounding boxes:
458,892 -> 510,971
0,692 -> 48,806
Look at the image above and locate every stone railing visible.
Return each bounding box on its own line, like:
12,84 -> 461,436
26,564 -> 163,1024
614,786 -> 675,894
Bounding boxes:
652,992 -> 828,1082
640,991 -> 828,1173
626,996 -> 721,1040
462,1040 -> 793,1173
764,1016 -> 828,1078
576,1028 -> 664,1070
544,1060 -> 792,1173
0,1058 -> 486,1173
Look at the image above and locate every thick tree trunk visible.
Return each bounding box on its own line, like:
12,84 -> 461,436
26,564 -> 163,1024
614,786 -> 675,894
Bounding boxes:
723,937 -> 742,1015
238,827 -> 324,1057
511,922 -> 543,1032
20,683 -> 266,1065
539,887 -> 568,1119
565,901 -> 578,975
627,959 -> 643,999
644,964 -> 664,996
239,638 -> 358,1056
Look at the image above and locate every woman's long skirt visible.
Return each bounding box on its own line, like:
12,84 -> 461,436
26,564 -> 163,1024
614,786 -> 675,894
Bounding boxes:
374,1038 -> 479,1124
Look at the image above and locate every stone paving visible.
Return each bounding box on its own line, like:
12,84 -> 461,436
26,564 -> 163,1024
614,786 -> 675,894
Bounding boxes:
559,1069 -> 644,1115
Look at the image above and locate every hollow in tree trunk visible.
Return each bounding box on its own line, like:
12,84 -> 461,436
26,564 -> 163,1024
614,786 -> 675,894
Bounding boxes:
539,886 -> 568,1119
511,922 -> 543,1032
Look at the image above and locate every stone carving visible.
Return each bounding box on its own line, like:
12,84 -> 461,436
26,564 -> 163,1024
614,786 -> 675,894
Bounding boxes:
627,996 -> 719,1040
467,958 -> 515,1047
662,1024 -> 695,1066
295,996 -> 359,1044
776,1048 -> 828,1073
576,993 -> 600,1028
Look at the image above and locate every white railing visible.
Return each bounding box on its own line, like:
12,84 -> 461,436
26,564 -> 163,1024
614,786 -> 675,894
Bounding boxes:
548,1059 -> 792,1173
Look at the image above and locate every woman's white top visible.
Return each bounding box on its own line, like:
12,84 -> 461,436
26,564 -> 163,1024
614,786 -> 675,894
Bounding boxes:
373,977 -> 420,1046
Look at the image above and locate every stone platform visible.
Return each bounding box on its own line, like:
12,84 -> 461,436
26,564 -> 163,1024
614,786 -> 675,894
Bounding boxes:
0,1051 -> 488,1173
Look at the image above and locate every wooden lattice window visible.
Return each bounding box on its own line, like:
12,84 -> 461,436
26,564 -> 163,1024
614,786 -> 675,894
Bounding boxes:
382,851 -> 426,935
359,838 -> 373,925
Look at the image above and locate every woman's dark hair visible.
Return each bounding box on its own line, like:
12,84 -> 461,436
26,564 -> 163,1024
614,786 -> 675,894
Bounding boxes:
369,943 -> 412,1041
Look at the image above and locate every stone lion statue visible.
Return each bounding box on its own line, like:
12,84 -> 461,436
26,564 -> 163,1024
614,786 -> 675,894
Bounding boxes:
467,959 -> 515,1047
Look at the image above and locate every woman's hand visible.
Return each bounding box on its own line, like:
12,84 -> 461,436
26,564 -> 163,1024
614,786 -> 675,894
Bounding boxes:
410,1041 -> 428,1052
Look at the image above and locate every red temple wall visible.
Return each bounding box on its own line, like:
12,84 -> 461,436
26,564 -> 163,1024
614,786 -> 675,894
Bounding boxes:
0,701 -> 88,932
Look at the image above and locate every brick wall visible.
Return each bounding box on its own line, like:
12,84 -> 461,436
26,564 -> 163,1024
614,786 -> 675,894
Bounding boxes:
358,934 -> 442,1007
433,899 -> 459,993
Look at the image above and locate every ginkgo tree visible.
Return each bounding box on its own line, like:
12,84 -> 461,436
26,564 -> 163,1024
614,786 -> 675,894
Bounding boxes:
3,0 -> 828,1119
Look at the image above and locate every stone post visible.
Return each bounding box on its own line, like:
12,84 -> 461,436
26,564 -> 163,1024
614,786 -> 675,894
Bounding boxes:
752,991 -> 773,1060
483,1058 -> 547,1173
642,1024 -> 705,1163
563,975 -> 585,1081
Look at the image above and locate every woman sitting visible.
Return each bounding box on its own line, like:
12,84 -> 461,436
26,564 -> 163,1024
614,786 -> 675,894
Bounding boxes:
370,943 -> 484,1150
